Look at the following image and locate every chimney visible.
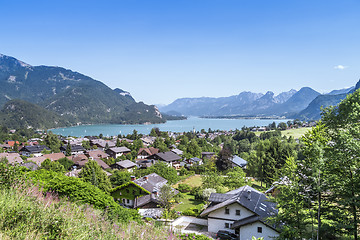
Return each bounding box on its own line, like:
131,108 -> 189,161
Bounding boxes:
247,190 -> 251,200
144,176 -> 148,181
131,176 -> 136,181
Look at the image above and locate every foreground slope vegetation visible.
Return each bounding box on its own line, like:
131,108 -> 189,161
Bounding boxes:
0,163 -> 181,240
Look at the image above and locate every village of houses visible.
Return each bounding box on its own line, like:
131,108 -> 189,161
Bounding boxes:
0,126 -> 302,240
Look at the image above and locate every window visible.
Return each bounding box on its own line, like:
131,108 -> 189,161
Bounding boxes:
225,208 -> 230,214
257,227 -> 262,233
236,210 -> 241,216
225,223 -> 230,228
127,199 -> 130,203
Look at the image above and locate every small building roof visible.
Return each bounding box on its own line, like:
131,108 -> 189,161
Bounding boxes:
231,155 -> 248,168
153,151 -> 181,162
200,185 -> 278,221
87,150 -> 109,159
108,146 -> 131,153
0,152 -> 23,165
133,173 -> 167,193
95,159 -> 110,169
137,147 -> 159,156
42,152 -> 66,161
113,160 -> 137,169
60,144 -> 85,152
171,148 -> 183,155
20,145 -> 50,154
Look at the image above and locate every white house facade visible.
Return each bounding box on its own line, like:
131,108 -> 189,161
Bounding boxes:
200,185 -> 280,240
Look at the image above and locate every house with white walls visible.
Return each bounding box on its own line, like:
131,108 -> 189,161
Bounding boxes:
200,185 -> 280,240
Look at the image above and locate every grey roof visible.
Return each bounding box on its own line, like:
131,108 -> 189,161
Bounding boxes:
231,215 -> 280,232
231,155 -> 248,168
201,152 -> 215,155
114,160 -> 137,169
91,139 -> 115,148
200,185 -> 278,221
154,151 -> 181,162
171,148 -> 183,155
189,157 -> 202,162
96,159 -> 110,169
133,173 -> 167,193
20,145 -> 50,154
231,215 -> 260,229
21,162 -> 39,171
134,193 -> 160,208
108,147 -> 131,153
208,193 -> 236,203
60,144 -> 85,152
136,159 -> 153,168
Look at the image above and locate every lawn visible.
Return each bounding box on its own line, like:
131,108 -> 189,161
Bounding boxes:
173,193 -> 204,212
281,127 -> 311,139
255,127 -> 311,139
173,174 -> 203,188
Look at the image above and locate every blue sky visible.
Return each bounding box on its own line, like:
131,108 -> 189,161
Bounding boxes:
1,0 -> 359,104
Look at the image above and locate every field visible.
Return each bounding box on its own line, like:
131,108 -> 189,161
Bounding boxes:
281,127 -> 311,139
173,175 -> 202,188
173,193 -> 204,212
255,127 -> 311,139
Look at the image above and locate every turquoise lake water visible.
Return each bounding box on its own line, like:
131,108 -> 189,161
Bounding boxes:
51,117 -> 292,137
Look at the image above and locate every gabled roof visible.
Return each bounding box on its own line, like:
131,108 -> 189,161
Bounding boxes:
87,150 -> 109,159
231,215 -> 260,228
153,151 -> 181,162
208,193 -> 236,203
200,185 -> 278,221
42,152 -> 66,161
137,147 -> 159,156
136,159 -> 153,168
91,139 -> 116,148
133,173 -> 167,193
96,159 -> 110,169
60,144 -> 85,152
231,215 -> 280,233
107,147 -> 131,153
27,156 -> 47,166
113,160 -> 137,169
20,145 -> 50,154
171,148 -> 183,155
0,152 -> 23,165
134,193 -> 160,208
231,155 -> 248,168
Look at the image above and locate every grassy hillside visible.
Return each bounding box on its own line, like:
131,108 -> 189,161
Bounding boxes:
0,184 -> 178,240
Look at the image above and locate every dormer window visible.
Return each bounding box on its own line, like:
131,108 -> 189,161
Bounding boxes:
225,208 -> 229,214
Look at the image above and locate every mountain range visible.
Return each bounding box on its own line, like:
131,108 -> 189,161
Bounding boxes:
159,82 -> 360,120
0,54 -> 164,129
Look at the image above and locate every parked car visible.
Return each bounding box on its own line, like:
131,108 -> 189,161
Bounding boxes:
216,230 -> 238,240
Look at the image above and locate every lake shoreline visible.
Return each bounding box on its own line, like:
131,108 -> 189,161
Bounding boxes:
51,117 -> 292,137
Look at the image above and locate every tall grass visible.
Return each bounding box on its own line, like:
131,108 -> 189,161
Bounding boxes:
0,183 -> 180,240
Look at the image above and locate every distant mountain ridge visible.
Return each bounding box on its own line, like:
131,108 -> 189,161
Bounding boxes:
0,54 -> 164,128
293,80 -> 360,120
159,82 -> 359,120
159,88 -> 320,117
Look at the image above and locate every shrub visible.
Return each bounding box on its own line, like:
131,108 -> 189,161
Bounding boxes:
177,183 -> 192,193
